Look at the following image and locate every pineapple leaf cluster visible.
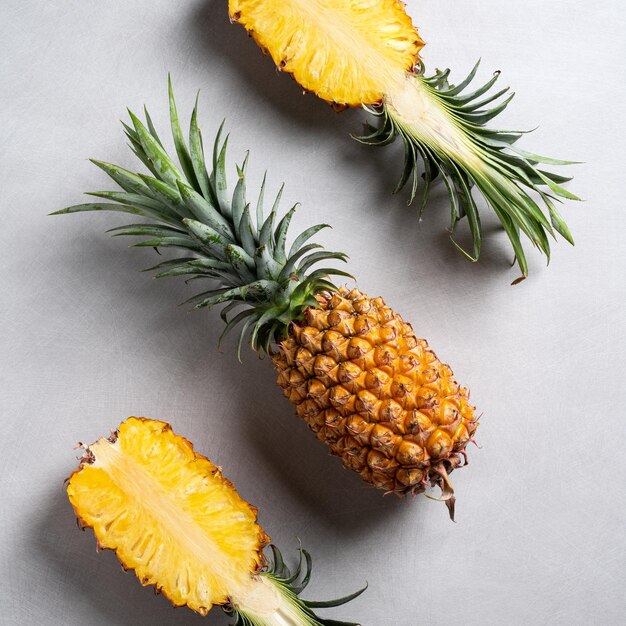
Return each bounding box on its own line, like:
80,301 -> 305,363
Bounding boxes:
356,61 -> 580,279
225,544 -> 366,626
53,78 -> 350,354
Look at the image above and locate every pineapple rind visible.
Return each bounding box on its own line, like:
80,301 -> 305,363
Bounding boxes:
273,288 -> 477,519
229,0 -> 424,106
67,417 -> 269,615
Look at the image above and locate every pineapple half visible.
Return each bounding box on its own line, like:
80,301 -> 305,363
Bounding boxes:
54,80 -> 478,519
229,0 -> 579,278
67,417 -> 365,624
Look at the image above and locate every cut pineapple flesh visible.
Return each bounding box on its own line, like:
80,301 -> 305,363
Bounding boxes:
67,418 -> 269,615
229,0 -> 424,105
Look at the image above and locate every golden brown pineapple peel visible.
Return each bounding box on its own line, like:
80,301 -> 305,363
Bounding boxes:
229,0 -> 424,106
67,418 -> 269,615
273,288 -> 477,518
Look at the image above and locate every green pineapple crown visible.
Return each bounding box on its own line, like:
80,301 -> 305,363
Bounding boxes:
356,60 -> 580,281
53,77 -> 350,355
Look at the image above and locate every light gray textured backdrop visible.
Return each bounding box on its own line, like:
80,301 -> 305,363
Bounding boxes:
1,1 -> 625,624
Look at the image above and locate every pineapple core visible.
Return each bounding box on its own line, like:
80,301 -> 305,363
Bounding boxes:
384,75 -> 482,168
67,418 -> 272,616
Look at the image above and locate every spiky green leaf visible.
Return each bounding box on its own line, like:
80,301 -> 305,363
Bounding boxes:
55,79 -> 350,353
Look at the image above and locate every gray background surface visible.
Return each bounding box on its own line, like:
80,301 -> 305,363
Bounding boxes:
1,1 -> 625,624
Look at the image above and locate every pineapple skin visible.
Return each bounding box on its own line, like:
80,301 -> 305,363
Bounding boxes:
273,288 -> 477,503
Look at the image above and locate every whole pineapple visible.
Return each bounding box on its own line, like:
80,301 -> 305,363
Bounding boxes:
274,288 -> 474,502
229,0 -> 579,278
68,417 -> 364,624
55,80 -> 477,518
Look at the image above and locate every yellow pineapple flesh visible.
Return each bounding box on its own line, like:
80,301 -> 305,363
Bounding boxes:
68,418 -> 366,624
229,0 -> 424,106
273,288 -> 477,517
67,417 -> 270,616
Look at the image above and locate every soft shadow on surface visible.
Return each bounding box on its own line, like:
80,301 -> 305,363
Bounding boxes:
189,0 -> 345,132
336,133 -> 529,280
228,368 -> 423,535
53,232 -> 226,346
